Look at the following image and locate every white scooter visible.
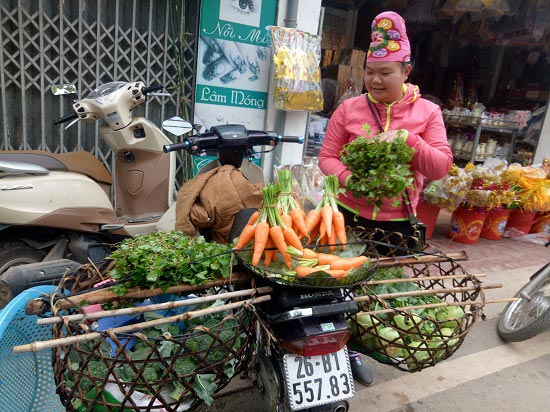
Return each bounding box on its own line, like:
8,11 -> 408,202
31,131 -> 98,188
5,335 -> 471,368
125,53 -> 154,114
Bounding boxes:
0,81 -> 191,302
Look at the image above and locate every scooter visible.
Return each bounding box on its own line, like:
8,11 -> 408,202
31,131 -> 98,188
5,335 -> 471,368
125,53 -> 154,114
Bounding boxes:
0,81 -> 190,306
164,126 -> 358,412
497,240 -> 550,341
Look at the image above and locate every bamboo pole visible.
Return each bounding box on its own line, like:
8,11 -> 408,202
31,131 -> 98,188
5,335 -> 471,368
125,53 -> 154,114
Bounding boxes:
355,298 -> 518,316
378,251 -> 468,267
53,273 -> 252,310
37,286 -> 273,325
14,295 -> 271,354
364,273 -> 486,286
354,284 -> 502,303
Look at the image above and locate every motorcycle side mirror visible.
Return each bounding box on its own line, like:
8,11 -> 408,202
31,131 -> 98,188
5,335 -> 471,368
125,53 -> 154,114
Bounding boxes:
162,116 -> 193,136
51,83 -> 77,96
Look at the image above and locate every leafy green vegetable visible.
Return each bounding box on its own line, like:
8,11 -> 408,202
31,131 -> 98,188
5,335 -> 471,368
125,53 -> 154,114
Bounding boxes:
377,327 -> 404,358
174,357 -> 198,377
436,306 -> 465,328
193,374 -> 218,405
186,331 -> 215,353
108,231 -> 233,294
170,381 -> 187,402
340,131 -> 414,207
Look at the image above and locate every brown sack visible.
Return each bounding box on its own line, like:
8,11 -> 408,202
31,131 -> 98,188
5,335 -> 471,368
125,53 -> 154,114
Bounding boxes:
175,164 -> 263,244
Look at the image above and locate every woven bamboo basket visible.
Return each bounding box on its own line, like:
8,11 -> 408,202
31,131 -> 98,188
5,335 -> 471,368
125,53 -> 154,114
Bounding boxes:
345,228 -> 485,372
51,262 -> 256,411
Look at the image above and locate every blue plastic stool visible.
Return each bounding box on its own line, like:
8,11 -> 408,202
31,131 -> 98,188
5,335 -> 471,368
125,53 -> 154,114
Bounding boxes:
0,285 -> 63,411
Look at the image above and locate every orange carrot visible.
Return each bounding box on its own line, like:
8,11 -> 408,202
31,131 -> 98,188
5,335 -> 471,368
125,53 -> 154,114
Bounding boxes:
326,269 -> 348,279
246,210 -> 260,226
301,248 -> 317,260
263,237 -> 274,266
252,221 -> 270,266
327,225 -> 337,252
295,265 -> 320,278
332,211 -> 347,250
317,232 -> 328,248
321,205 -> 333,238
308,224 -> 320,245
281,214 -> 293,229
317,219 -> 326,246
283,227 -> 304,251
235,224 -> 256,250
290,208 -> 309,239
329,256 -> 367,271
270,226 -> 292,268
316,252 -> 340,265
305,209 -> 322,233
295,225 -> 302,239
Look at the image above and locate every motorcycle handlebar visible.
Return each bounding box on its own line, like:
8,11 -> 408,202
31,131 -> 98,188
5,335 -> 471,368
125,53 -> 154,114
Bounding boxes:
163,129 -> 303,154
54,112 -> 79,125
142,84 -> 164,95
163,141 -> 189,153
279,136 -> 304,144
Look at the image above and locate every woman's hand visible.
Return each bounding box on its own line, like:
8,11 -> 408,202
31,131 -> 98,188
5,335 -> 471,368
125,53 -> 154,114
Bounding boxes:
377,129 -> 408,142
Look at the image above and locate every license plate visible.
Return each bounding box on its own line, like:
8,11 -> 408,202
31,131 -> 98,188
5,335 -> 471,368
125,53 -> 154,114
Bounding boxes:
283,347 -> 355,411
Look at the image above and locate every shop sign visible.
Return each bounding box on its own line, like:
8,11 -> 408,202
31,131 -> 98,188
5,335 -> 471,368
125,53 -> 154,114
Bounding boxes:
194,0 -> 277,131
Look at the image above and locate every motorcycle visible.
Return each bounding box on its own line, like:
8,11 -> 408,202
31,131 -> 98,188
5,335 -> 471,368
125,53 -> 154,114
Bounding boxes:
0,81 -> 190,307
1,115 -> 359,411
163,126 -> 358,412
497,241 -> 550,341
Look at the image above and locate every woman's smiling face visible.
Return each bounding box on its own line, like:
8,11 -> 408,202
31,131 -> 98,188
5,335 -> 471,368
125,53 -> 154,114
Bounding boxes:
364,61 -> 411,103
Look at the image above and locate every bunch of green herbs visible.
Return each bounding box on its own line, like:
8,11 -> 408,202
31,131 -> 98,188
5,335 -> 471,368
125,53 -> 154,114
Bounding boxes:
340,126 -> 414,207
109,231 -> 232,296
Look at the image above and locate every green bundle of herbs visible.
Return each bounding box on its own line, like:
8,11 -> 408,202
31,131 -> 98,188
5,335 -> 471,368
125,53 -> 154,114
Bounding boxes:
340,128 -> 414,207
109,231 -> 232,295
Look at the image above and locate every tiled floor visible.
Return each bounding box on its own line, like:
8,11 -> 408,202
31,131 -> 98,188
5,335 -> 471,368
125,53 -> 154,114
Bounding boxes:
427,209 -> 549,274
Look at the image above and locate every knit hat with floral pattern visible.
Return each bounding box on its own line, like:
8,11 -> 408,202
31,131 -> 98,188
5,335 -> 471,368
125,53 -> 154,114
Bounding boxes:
367,11 -> 411,63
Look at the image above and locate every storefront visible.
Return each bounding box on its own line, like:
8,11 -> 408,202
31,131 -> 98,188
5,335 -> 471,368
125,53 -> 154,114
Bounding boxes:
311,0 -> 550,165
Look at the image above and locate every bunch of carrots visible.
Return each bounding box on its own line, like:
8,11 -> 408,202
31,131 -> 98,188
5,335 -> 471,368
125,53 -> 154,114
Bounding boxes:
234,183 -> 301,269
287,246 -> 367,279
303,175 -> 347,251
234,173 -> 365,279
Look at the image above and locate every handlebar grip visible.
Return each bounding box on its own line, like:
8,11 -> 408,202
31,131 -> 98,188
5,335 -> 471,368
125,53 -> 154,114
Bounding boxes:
163,141 -> 189,153
54,112 -> 79,125
142,84 -> 165,95
280,136 -> 304,144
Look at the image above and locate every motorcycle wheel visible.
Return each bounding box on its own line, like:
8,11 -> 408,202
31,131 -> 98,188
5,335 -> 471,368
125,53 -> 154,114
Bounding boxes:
0,241 -> 46,275
497,263 -> 550,342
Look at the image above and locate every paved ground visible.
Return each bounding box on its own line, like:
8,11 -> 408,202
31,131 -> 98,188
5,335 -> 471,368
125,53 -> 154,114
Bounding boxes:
197,209 -> 550,412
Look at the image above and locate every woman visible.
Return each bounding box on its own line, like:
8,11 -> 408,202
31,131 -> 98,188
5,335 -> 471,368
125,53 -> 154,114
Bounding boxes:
318,11 -> 453,386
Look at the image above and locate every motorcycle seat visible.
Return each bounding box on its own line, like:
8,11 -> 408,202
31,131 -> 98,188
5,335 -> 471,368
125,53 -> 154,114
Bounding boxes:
0,150 -> 112,184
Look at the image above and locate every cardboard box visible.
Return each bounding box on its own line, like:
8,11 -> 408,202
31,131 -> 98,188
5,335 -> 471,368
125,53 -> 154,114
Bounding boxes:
351,66 -> 364,86
337,49 -> 367,68
351,49 -> 366,68
321,31 -> 348,51
323,64 -> 364,90
337,65 -> 352,83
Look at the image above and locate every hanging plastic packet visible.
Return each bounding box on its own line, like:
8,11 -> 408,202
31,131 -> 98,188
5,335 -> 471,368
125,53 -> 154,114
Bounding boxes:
268,26 -> 323,111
